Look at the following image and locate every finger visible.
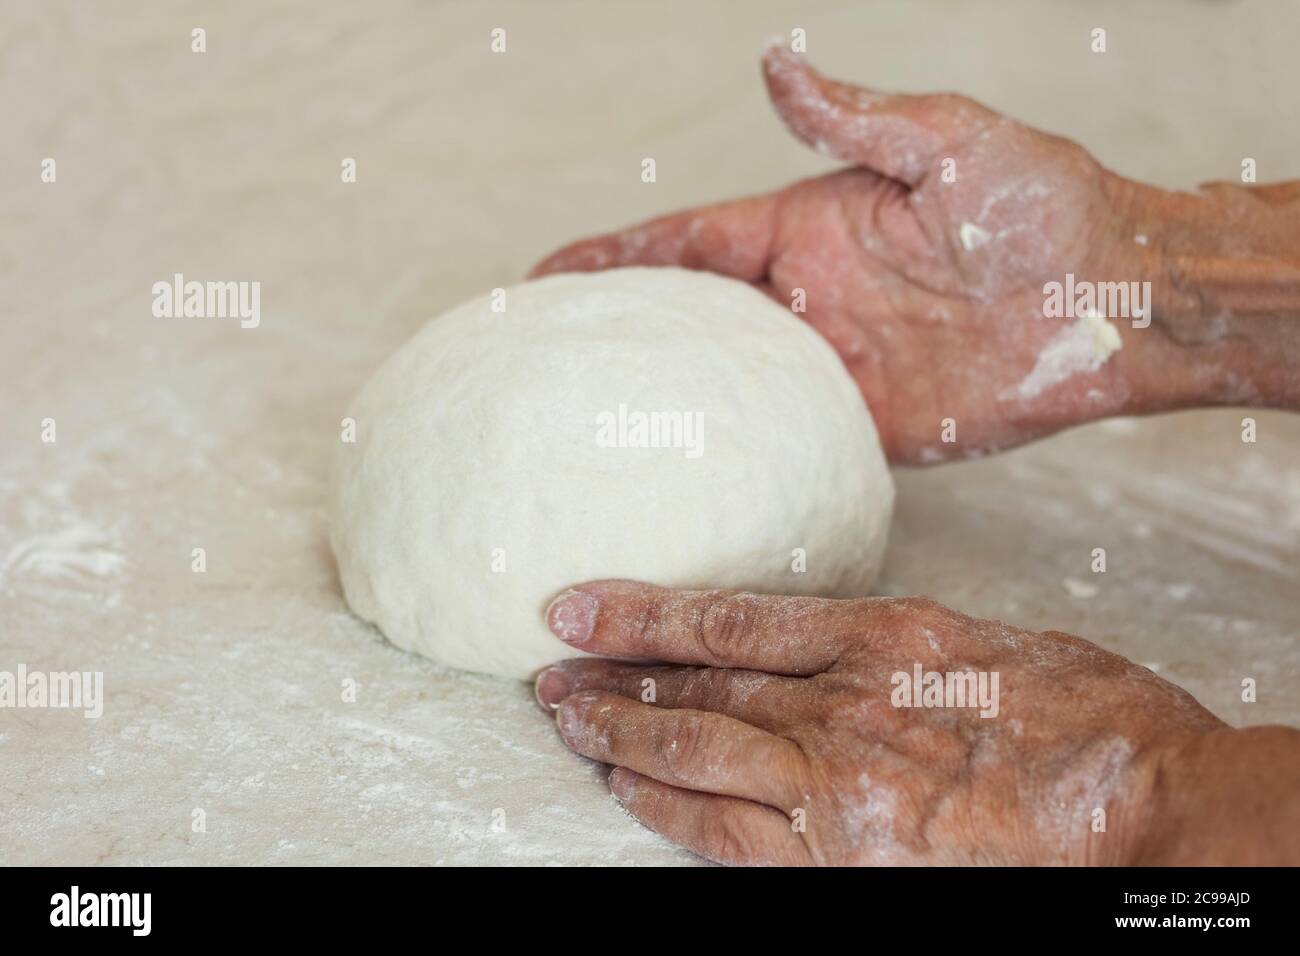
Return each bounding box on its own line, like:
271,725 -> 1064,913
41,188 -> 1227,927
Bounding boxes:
1248,181 -> 1300,204
609,768 -> 812,866
556,690 -> 808,812
534,658 -> 806,732
1199,179 -> 1300,206
761,43 -> 990,187
527,193 -> 777,280
546,580 -> 867,675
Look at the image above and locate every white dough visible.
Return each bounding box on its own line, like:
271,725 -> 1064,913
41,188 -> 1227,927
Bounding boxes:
329,267 -> 893,680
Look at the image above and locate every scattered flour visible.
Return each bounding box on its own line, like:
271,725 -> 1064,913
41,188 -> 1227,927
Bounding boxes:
2,522 -> 125,580
1062,577 -> 1100,599
959,221 -> 992,250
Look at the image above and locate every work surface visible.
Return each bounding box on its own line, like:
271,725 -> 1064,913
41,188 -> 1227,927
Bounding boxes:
3,1 -> 1297,865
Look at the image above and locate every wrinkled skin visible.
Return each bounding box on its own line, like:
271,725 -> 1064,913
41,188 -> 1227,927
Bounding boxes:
531,46 -> 1163,464
528,52 -> 1300,866
536,581 -> 1229,866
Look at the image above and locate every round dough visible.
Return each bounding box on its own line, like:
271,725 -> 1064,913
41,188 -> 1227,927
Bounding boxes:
329,267 -> 893,680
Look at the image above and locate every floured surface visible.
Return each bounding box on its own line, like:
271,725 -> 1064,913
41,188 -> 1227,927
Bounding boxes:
2,0 -> 1297,865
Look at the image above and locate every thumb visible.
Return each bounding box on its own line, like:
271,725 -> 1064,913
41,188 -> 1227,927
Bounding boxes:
761,43 -> 993,187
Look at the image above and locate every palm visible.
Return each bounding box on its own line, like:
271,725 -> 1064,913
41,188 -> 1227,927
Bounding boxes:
767,129 -> 1115,460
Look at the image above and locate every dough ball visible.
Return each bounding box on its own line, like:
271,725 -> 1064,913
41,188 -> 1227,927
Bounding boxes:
329,267 -> 893,679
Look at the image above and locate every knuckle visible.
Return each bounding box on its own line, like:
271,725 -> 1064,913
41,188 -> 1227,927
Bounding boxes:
910,595 -> 946,615
896,596 -> 950,627
864,597 -> 961,661
916,91 -> 964,121
692,592 -> 753,663
707,812 -> 755,864
630,595 -> 667,652
931,91 -> 987,122
660,712 -> 713,779
874,596 -> 935,628
930,91 -> 965,111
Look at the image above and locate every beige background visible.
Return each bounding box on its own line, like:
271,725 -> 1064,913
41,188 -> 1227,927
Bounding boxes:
2,0 -> 1297,864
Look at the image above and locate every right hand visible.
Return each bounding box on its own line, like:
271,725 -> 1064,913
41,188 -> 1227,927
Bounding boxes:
534,582 -> 1289,866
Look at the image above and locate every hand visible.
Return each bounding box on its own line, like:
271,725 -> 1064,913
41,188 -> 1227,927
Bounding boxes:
530,48 -> 1184,463
533,581 -> 1300,866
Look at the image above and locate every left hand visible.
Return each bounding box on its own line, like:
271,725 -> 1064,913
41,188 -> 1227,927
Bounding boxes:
534,580 -> 1227,865
530,47 -> 1166,464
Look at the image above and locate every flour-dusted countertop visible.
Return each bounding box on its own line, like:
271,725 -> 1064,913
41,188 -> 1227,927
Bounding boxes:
3,0 -> 1297,865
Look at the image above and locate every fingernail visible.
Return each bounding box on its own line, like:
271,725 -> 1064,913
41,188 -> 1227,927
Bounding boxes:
533,666 -> 572,710
556,696 -> 586,738
609,767 -> 638,801
547,589 -> 599,646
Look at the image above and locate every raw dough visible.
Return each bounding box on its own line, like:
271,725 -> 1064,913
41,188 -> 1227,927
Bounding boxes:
329,267 -> 893,679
